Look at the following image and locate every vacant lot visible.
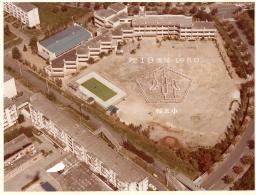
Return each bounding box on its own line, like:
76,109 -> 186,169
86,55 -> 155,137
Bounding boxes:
72,38 -> 239,148
34,3 -> 90,34
82,78 -> 117,101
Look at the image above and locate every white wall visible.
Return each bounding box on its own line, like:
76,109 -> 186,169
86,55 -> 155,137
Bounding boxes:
27,8 -> 40,28
4,78 -> 17,99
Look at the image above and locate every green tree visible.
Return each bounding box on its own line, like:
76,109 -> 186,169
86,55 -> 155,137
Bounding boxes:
87,57 -> 95,64
17,114 -> 25,124
23,44 -> 27,52
4,24 -> 11,36
29,36 -> 38,53
47,91 -> 56,102
61,5 -> 68,12
12,47 -> 22,60
222,175 -> 234,184
211,8 -> 218,15
189,6 -> 198,15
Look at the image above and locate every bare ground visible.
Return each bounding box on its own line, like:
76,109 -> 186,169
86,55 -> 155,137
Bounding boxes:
71,38 -> 240,148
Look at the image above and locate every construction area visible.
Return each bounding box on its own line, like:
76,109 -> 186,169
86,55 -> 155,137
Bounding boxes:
68,38 -> 239,148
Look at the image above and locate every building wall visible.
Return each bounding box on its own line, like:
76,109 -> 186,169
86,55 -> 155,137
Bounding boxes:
4,77 -> 17,99
29,103 -> 148,191
4,144 -> 36,166
37,42 -> 56,61
4,104 -> 18,130
27,8 -> 40,28
4,2 -> 40,28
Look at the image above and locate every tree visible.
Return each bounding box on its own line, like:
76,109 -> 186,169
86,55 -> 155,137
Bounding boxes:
247,140 -> 254,149
137,43 -> 140,49
87,57 -> 95,64
55,78 -> 62,87
17,114 -> 25,124
29,36 -> 38,53
52,6 -> 59,13
23,44 -> 27,52
103,2 -> 110,9
83,2 -> 91,9
47,91 -> 56,102
61,5 -> 68,12
222,175 -> 234,184
189,6 -> 198,15
130,49 -> 136,54
99,52 -> 106,58
4,24 -> 11,36
94,3 -> 101,10
233,165 -> 244,174
211,8 -> 218,15
12,47 -> 22,60
84,115 -> 90,120
240,155 -> 253,165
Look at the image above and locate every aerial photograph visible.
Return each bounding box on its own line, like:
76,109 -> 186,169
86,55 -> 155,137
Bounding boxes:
2,1 -> 255,192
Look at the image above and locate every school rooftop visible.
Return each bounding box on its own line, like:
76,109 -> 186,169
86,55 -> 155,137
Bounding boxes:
39,24 -> 92,57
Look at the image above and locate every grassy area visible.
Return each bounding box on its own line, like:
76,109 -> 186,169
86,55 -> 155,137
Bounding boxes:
22,27 -> 43,37
5,15 -> 17,23
34,3 -> 87,34
4,128 -> 22,143
82,78 -> 117,101
4,32 -> 22,49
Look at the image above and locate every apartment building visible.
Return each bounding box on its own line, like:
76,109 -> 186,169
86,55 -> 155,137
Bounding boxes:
29,93 -> 149,191
4,134 -> 36,166
4,98 -> 18,130
4,2 -> 40,28
4,73 -> 17,99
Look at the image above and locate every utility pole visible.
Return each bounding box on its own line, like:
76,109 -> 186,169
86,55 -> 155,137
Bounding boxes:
46,79 -> 50,94
80,103 -> 84,123
19,63 -> 22,76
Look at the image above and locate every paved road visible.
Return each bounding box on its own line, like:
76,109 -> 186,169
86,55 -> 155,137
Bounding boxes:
199,120 -> 254,189
209,133 -> 254,190
4,56 -> 169,191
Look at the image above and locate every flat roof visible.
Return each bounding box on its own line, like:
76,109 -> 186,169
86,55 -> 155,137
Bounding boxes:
29,93 -> 146,183
77,32 -> 112,53
108,3 -> 126,13
51,50 -> 76,68
132,15 -> 193,27
4,134 -> 32,159
4,97 -> 13,109
109,12 -> 128,23
193,22 -> 216,29
95,9 -> 116,19
4,72 -> 13,82
40,24 -> 91,57
14,3 -> 37,12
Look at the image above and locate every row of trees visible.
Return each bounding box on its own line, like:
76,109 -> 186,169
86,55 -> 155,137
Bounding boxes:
222,21 -> 253,76
236,11 -> 254,45
4,24 -> 11,36
123,140 -> 154,164
215,18 -> 252,78
174,79 -> 254,173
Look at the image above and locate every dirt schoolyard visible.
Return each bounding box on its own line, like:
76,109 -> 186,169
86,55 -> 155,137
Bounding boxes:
71,38 -> 239,148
